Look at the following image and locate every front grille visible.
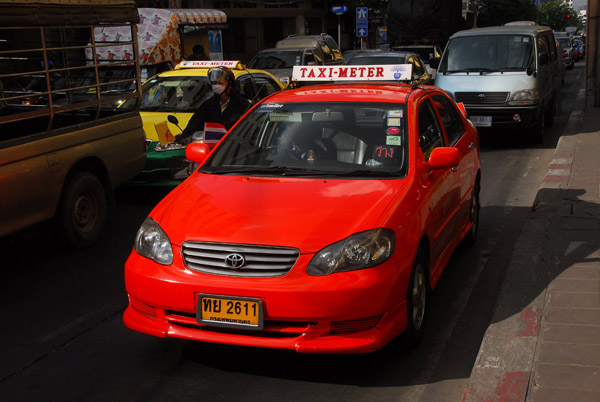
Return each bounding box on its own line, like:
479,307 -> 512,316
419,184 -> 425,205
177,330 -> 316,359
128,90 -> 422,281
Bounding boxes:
455,92 -> 509,104
181,242 -> 300,277
165,309 -> 310,337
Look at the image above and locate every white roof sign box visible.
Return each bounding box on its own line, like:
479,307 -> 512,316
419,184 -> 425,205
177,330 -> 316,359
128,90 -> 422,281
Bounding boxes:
292,65 -> 413,82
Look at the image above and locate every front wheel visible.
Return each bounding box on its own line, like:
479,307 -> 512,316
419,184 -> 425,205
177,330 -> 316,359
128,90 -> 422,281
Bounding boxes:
59,172 -> 108,248
531,112 -> 545,144
405,249 -> 429,348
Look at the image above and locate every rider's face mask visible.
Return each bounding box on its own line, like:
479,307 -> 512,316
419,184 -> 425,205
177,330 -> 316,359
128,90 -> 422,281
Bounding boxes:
212,83 -> 226,95
211,78 -> 228,96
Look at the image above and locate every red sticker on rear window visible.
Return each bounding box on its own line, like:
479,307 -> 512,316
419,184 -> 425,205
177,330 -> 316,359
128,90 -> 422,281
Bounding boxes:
387,127 -> 400,135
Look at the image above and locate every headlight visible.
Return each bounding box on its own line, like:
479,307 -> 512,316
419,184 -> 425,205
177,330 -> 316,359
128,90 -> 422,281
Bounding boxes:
134,217 -> 173,265
307,229 -> 395,276
509,89 -> 539,105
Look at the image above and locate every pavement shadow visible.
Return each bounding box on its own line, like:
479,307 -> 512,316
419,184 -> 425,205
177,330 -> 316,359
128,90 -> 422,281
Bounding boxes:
489,187 -> 599,331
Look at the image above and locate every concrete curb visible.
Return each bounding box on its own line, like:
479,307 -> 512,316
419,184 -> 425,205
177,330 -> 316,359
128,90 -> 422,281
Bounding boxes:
461,89 -> 588,402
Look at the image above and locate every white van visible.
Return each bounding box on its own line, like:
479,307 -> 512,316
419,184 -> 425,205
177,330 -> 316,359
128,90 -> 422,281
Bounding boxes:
434,24 -> 560,142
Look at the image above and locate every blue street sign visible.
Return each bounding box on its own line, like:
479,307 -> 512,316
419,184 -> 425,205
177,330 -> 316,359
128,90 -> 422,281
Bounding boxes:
331,5 -> 348,14
356,7 -> 368,20
356,19 -> 367,37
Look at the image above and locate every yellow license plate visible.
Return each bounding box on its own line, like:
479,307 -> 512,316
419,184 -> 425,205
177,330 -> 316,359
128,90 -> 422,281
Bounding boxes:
197,295 -> 263,330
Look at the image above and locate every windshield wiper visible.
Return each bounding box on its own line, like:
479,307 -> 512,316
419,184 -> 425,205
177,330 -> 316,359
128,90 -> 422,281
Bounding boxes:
329,169 -> 401,177
201,166 -> 325,176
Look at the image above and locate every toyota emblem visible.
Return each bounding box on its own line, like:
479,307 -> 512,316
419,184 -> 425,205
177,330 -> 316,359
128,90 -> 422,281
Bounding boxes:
225,253 -> 245,269
478,93 -> 486,101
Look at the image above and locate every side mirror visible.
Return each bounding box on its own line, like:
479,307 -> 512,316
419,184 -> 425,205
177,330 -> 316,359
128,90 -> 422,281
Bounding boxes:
186,142 -> 211,165
427,147 -> 460,170
429,57 -> 440,69
538,52 -> 549,66
167,115 -> 179,125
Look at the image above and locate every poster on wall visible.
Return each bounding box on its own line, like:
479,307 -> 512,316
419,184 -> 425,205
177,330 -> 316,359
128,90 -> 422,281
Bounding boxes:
208,30 -> 223,61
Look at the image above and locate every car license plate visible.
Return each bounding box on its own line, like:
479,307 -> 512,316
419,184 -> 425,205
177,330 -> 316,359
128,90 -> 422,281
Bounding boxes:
470,115 -> 492,127
197,294 -> 263,330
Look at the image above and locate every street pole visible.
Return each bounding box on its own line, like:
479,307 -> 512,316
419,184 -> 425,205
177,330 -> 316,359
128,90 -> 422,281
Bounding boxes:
338,14 -> 341,48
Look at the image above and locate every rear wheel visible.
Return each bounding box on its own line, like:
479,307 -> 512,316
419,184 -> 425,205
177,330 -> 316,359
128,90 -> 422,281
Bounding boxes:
405,248 -> 429,348
462,178 -> 480,247
59,171 -> 107,248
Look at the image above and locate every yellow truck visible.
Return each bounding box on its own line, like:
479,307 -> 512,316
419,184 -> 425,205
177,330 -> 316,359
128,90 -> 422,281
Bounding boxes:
0,0 -> 146,247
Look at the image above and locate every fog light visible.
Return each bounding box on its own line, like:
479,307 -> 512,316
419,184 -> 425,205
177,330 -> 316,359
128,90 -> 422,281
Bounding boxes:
513,114 -> 522,122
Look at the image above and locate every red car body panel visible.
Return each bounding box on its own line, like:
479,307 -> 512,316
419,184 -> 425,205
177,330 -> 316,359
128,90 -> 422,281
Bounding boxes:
124,81 -> 481,353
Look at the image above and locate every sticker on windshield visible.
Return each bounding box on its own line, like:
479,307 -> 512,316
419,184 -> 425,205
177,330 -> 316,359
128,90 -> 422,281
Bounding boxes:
269,111 -> 302,122
387,110 -> 403,118
387,118 -> 401,126
386,135 -> 401,146
387,127 -> 401,135
259,103 -> 285,111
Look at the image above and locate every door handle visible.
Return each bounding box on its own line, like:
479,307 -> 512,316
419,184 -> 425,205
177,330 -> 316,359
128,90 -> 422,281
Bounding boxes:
468,142 -> 475,150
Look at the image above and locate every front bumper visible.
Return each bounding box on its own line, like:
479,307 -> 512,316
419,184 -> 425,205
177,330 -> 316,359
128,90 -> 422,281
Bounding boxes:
465,104 -> 541,131
124,249 -> 414,353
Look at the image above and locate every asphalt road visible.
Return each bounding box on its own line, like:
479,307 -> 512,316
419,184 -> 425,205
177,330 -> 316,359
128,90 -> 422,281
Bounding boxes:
0,62 -> 586,402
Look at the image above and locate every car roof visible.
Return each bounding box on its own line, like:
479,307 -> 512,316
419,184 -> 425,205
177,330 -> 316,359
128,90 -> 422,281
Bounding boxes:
262,82 -> 430,104
450,25 -> 552,38
346,51 -> 418,63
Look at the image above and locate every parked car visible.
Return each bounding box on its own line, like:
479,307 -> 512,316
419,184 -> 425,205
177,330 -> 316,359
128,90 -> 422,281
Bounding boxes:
276,33 -> 343,63
555,41 -> 566,85
572,39 -> 583,60
435,24 -> 561,143
393,44 -> 442,78
342,48 -> 383,64
345,51 -> 433,85
248,34 -> 343,85
124,64 -> 481,353
556,36 -> 575,70
122,60 -> 286,186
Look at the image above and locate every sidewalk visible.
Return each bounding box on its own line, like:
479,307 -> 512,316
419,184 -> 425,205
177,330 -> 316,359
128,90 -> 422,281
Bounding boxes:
462,90 -> 600,402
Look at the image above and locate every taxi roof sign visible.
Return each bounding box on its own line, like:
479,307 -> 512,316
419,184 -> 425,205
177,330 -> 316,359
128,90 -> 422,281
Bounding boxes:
176,60 -> 244,70
292,64 -> 413,82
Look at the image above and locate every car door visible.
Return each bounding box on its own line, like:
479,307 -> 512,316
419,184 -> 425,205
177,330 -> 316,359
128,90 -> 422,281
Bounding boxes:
417,97 -> 461,274
431,94 -> 476,227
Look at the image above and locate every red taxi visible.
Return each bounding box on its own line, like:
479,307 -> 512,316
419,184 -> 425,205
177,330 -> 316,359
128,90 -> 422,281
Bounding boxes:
124,64 -> 481,353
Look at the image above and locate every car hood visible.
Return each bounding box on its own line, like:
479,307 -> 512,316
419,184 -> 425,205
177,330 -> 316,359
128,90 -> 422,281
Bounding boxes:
140,111 -> 193,142
152,174 -> 404,252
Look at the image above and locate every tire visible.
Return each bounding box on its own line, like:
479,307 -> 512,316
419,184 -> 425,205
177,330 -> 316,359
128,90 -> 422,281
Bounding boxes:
531,112 -> 545,144
59,171 -> 108,248
545,96 -> 555,128
462,178 -> 480,247
405,248 -> 429,348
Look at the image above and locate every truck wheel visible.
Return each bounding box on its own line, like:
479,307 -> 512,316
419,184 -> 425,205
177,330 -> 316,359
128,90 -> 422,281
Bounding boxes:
405,248 -> 429,348
531,113 -> 545,144
60,171 -> 107,248
545,97 -> 556,128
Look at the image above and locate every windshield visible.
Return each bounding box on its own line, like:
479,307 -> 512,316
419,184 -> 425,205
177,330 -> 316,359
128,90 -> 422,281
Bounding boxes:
346,55 -> 408,65
439,35 -> 534,72
247,50 -> 304,69
121,75 -> 211,112
557,37 -> 571,48
200,102 -> 408,178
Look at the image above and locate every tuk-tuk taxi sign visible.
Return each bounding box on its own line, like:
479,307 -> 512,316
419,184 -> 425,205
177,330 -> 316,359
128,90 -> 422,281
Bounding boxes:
292,64 -> 413,82
176,60 -> 243,70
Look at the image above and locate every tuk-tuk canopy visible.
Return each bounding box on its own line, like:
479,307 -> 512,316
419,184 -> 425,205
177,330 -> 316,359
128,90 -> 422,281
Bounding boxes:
91,8 -> 227,66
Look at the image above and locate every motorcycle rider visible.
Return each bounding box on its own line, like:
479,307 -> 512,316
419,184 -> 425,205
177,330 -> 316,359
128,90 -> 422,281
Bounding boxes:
178,66 -> 250,142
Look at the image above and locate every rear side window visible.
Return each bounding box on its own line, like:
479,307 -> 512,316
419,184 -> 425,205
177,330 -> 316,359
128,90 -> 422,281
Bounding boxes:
432,95 -> 464,145
418,99 -> 445,160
